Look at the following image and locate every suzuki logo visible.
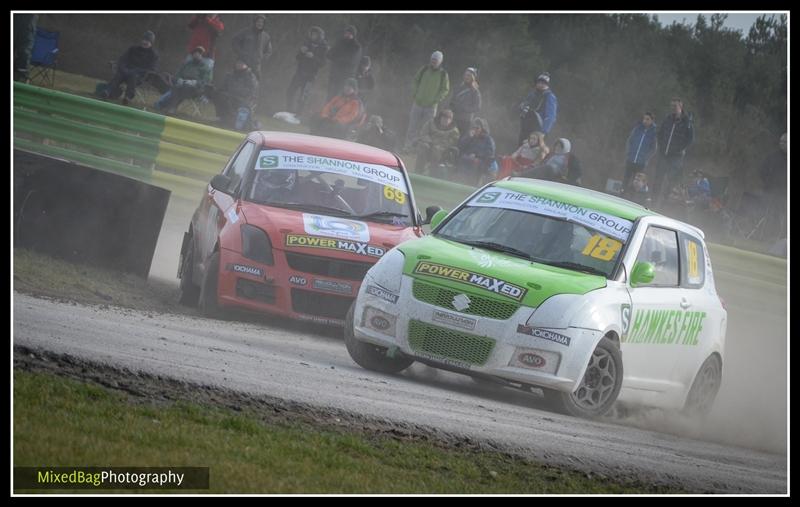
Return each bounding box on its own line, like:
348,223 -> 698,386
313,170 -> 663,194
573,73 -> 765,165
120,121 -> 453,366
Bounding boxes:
452,294 -> 471,312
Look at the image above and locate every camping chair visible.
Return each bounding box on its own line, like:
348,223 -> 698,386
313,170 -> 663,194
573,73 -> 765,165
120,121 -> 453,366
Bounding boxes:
29,28 -> 60,87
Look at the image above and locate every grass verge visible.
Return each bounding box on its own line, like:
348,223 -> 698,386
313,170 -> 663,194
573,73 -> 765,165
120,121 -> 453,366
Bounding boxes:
13,368 -> 680,494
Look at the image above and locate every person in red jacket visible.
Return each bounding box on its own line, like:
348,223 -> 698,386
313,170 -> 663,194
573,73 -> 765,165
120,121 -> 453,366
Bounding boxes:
186,14 -> 224,77
309,78 -> 364,139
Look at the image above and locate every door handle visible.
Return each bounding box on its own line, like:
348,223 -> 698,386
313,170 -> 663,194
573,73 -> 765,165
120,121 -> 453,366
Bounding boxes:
680,298 -> 691,309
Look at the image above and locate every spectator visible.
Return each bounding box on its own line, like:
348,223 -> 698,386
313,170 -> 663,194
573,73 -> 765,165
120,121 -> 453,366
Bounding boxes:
520,138 -> 582,186
457,117 -> 496,185
155,46 -> 211,114
103,31 -> 166,105
687,169 -> 712,209
326,25 -> 362,100
404,51 -> 450,150
286,26 -> 328,115
357,115 -> 396,152
760,132 -> 788,240
13,14 -> 38,82
449,67 -> 481,139
497,131 -> 549,180
185,14 -> 224,77
622,112 -> 657,191
653,97 -> 694,207
628,171 -> 651,206
208,58 -> 259,131
414,108 -> 460,176
231,14 -> 272,81
518,72 -> 558,146
356,56 -> 376,107
310,78 -> 364,139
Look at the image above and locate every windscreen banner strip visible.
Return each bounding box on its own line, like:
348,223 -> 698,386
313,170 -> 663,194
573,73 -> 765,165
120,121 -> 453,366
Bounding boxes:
255,149 -> 408,194
468,188 -> 633,241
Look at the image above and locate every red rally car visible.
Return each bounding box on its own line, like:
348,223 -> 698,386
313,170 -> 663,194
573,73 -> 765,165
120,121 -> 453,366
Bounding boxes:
178,131 -> 435,326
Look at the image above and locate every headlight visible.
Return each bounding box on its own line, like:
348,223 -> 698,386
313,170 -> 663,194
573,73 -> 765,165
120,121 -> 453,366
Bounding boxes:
241,224 -> 274,265
366,248 -> 404,293
526,294 -> 583,329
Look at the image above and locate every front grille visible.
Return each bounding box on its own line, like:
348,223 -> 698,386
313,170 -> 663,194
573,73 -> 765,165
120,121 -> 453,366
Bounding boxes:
285,252 -> 373,281
408,320 -> 496,366
412,279 -> 519,320
236,279 -> 276,304
290,288 -> 353,320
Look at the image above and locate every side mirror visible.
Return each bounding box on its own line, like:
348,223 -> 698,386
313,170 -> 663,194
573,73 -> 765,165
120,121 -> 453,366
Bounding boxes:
428,209 -> 449,230
630,261 -> 655,287
210,174 -> 232,193
424,205 -> 443,224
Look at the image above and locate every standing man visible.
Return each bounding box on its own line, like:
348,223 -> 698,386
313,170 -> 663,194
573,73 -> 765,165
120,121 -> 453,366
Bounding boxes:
404,50 -> 450,151
286,26 -> 328,115
622,112 -> 658,191
518,72 -> 558,146
232,14 -> 272,82
326,25 -> 362,100
760,132 -> 787,242
186,14 -> 224,77
653,98 -> 694,208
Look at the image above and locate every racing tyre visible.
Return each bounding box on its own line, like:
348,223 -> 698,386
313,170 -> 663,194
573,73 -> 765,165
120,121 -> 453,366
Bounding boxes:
198,251 -> 225,319
682,354 -> 722,418
545,336 -> 623,418
178,235 -> 201,307
344,302 -> 413,374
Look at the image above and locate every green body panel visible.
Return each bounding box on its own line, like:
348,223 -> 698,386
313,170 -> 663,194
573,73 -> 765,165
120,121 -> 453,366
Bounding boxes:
494,179 -> 656,221
399,236 -> 607,308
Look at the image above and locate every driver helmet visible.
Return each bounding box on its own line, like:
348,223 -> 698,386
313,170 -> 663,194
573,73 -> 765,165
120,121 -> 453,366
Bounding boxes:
263,169 -> 297,190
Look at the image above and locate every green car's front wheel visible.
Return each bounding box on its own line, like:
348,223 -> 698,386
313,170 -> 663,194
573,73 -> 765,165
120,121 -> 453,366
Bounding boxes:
545,336 -> 623,418
344,302 -> 414,374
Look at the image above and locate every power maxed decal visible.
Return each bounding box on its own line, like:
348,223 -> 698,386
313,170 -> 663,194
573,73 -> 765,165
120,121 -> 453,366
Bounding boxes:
412,261 -> 527,301
285,234 -> 385,258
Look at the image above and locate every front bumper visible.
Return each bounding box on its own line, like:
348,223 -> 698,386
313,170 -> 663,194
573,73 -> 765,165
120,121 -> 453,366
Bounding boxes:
216,247 -> 366,326
353,273 -> 603,393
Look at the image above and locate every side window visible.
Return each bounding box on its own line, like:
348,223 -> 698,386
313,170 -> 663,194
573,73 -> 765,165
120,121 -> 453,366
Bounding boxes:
634,226 -> 679,287
679,233 -> 706,288
223,141 -> 256,193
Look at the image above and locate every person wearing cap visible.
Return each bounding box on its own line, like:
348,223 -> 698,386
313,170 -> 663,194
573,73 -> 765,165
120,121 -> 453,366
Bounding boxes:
449,67 -> 482,140
653,97 -> 694,208
286,26 -> 329,115
232,14 -> 272,81
326,25 -> 362,100
104,30 -> 164,104
518,72 -> 558,146
155,46 -> 212,114
310,78 -> 364,139
404,50 -> 451,151
185,14 -> 224,78
208,59 -> 259,130
457,117 -> 497,185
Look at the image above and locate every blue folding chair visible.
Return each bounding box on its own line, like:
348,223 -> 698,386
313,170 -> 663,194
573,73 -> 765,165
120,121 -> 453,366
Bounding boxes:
29,28 -> 60,87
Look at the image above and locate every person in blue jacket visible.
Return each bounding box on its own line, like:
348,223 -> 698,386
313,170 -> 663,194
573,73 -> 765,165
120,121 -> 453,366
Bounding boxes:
457,117 -> 496,185
623,112 -> 657,191
518,72 -> 558,145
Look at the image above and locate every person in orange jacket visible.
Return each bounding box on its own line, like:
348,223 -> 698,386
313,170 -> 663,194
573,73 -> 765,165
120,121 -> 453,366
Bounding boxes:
309,78 -> 364,139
